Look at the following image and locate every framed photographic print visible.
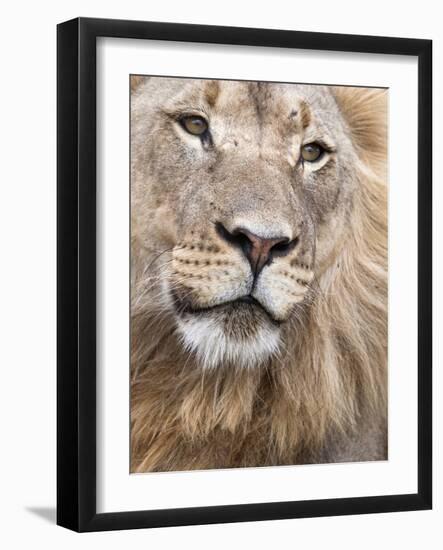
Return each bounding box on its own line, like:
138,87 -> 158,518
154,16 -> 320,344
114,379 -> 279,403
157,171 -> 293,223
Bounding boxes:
57,17 -> 432,531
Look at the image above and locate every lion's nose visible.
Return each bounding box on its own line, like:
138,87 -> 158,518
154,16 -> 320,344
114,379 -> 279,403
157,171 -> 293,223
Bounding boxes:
216,222 -> 298,276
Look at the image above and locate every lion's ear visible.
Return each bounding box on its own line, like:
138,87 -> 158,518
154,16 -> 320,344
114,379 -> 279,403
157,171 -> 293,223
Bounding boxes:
332,86 -> 388,175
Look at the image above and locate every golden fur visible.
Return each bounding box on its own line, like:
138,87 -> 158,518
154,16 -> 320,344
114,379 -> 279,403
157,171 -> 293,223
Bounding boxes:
130,78 -> 387,472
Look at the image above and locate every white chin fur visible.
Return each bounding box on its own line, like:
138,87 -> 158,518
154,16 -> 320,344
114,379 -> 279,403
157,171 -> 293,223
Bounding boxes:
176,315 -> 281,370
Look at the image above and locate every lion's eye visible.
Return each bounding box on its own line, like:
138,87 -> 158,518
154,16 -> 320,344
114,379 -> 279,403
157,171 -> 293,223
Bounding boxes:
301,142 -> 324,162
180,115 -> 209,136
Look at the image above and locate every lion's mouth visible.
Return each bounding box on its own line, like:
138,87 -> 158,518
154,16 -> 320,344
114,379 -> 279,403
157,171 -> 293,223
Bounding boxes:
171,291 -> 281,325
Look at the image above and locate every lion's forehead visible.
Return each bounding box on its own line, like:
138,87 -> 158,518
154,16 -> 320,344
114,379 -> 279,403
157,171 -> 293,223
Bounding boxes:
165,79 -> 336,134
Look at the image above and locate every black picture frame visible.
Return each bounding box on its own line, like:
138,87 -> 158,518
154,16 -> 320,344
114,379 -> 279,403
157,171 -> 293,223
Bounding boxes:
57,17 -> 432,532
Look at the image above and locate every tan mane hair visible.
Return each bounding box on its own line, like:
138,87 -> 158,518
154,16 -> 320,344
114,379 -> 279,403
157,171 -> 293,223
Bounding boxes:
130,87 -> 388,472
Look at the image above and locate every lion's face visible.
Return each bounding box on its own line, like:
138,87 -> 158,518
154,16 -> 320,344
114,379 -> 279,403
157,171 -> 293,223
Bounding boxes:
132,79 -> 359,369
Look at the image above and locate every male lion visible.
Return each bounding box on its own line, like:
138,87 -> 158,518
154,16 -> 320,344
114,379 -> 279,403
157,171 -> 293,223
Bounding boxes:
130,77 -> 387,472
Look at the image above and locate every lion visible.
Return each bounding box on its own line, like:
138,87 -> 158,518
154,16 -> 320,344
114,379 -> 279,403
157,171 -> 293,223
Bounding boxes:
130,76 -> 387,472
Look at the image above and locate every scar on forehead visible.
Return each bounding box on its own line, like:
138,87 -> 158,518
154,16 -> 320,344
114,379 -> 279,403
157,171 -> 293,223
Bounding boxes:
300,101 -> 311,128
290,102 -> 311,128
204,80 -> 220,107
